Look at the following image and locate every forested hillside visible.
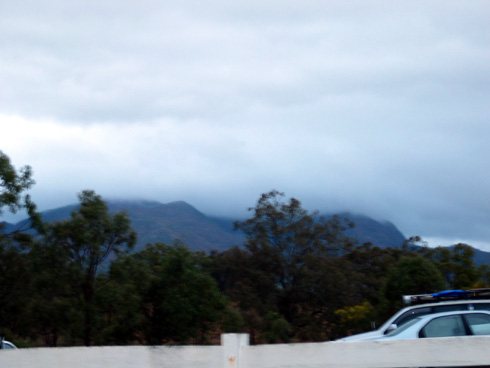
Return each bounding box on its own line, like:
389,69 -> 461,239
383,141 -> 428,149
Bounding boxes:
5,200 -> 406,252
13,199 -> 489,265
34,200 -> 245,252
2,151 -> 490,348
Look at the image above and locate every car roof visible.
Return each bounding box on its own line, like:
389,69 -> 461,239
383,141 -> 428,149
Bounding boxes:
393,299 -> 490,317
404,299 -> 490,310
403,288 -> 490,305
381,299 -> 490,322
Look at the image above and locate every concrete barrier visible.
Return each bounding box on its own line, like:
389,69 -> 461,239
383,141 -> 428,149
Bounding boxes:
1,334 -> 490,368
242,337 -> 490,368
0,344 -> 222,368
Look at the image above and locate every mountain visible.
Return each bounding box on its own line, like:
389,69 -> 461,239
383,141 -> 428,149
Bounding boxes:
462,246 -> 490,267
4,199 -> 489,265
106,200 -> 245,252
3,200 -> 405,252
339,213 -> 406,249
34,200 -> 245,252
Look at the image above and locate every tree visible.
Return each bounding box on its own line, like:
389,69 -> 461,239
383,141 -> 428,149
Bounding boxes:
93,262 -> 148,345
209,246 -> 278,343
419,243 -> 479,289
145,244 -> 227,344
235,190 -> 354,292
0,151 -> 41,345
334,301 -> 375,337
0,242 -> 32,342
231,190 -> 356,341
381,254 -> 446,316
343,244 -> 400,305
104,243 -> 229,344
0,151 -> 34,217
0,151 -> 41,244
28,238 -> 82,346
45,190 -> 137,346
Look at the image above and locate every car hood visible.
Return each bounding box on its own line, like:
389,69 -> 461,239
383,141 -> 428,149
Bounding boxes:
336,330 -> 383,341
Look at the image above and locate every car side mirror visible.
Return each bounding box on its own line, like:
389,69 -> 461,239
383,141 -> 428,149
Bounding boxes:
385,324 -> 398,334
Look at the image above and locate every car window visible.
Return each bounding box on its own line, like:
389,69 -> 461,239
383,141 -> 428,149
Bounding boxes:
433,304 -> 467,313
472,303 -> 490,312
393,307 -> 432,328
464,313 -> 490,335
420,315 -> 467,338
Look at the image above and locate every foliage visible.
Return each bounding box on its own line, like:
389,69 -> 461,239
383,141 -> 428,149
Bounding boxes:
220,190 -> 358,341
343,244 -> 401,305
2,176 -> 490,347
102,243 -> 228,344
334,302 -> 375,337
41,190 -> 137,346
235,190 -> 355,265
419,243 -> 479,289
0,243 -> 32,337
28,237 -> 83,346
0,151 -> 42,245
262,312 -> 292,343
0,151 -> 34,217
381,254 -> 446,315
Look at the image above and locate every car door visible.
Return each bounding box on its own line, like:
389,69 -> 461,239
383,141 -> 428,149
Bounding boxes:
419,315 -> 467,338
463,313 -> 490,335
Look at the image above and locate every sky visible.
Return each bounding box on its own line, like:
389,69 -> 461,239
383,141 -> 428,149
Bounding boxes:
1,1 -> 490,250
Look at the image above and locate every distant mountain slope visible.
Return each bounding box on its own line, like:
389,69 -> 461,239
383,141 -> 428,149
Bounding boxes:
339,213 -> 406,249
5,199 -> 489,265
4,200 -> 244,252
40,204 -> 79,222
106,200 -> 245,252
0,221 -> 15,233
462,246 -> 490,267
4,200 -> 406,252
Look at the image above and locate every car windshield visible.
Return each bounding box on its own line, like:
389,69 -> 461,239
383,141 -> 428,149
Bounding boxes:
393,307 -> 432,328
1,342 -> 16,349
385,317 -> 422,337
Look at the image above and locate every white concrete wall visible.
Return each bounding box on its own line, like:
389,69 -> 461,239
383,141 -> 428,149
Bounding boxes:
242,337 -> 490,368
0,345 -> 222,368
1,334 -> 490,368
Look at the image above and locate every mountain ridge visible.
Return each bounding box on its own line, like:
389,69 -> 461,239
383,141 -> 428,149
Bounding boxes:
2,199 -> 489,265
2,200 -> 405,251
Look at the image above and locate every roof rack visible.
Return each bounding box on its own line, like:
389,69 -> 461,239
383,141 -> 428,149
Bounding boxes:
403,288 -> 490,305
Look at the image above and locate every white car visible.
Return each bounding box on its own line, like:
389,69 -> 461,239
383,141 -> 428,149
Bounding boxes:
338,299 -> 490,341
0,339 -> 17,349
369,310 -> 490,340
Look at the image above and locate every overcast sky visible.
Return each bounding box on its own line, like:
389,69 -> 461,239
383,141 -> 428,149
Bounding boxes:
1,1 -> 489,250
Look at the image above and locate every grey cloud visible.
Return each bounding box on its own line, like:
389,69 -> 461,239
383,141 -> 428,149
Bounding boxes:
2,0 -> 488,123
1,1 -> 490,250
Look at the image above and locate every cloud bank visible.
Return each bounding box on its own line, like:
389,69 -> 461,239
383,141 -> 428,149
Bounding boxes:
1,1 -> 490,249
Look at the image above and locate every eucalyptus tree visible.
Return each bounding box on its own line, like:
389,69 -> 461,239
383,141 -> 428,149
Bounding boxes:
420,243 -> 479,289
235,190 -> 355,292
103,243 -> 229,345
381,254 -> 446,316
45,190 -> 137,346
0,151 -> 34,218
0,151 -> 39,343
0,150 -> 41,243
232,190 -> 356,341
